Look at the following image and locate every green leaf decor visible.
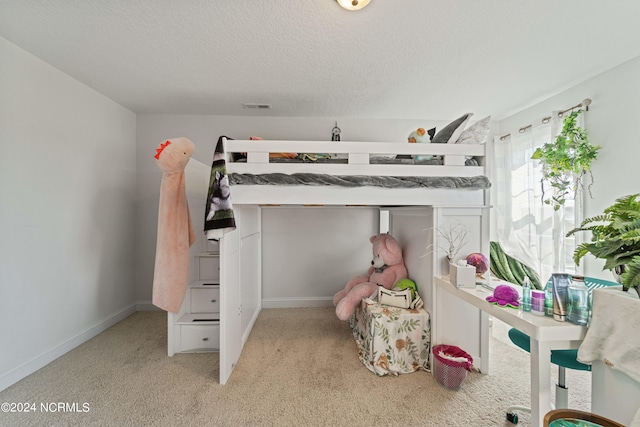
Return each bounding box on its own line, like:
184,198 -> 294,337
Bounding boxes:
531,110 -> 601,211
567,194 -> 640,297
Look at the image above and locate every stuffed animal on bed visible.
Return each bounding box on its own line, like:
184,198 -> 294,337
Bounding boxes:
408,128 -> 429,144
333,233 -> 408,321
408,127 -> 436,161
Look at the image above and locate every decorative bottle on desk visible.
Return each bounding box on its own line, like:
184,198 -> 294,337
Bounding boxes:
522,276 -> 531,312
567,275 -> 589,326
551,273 -> 570,322
531,290 -> 545,315
544,280 -> 554,317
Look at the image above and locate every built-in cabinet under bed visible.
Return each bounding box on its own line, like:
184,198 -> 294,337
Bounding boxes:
212,204 -> 489,385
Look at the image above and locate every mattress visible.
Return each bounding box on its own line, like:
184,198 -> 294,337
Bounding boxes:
229,173 -> 491,189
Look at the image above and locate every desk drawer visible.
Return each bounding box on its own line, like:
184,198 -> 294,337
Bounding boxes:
180,324 -> 219,352
191,287 -> 220,313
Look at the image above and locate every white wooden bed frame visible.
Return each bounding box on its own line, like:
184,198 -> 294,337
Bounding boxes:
223,137 -> 489,206
216,138 -> 491,384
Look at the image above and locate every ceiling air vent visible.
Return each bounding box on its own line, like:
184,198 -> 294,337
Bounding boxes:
242,103 -> 272,110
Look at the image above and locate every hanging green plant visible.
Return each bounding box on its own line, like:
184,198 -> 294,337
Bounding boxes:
531,109 -> 601,211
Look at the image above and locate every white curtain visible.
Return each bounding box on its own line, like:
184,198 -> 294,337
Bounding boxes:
493,112 -> 582,283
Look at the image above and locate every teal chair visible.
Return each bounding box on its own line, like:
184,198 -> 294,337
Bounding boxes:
505,276 -> 620,425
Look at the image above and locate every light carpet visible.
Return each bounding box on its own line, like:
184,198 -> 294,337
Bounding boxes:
0,308 -> 590,426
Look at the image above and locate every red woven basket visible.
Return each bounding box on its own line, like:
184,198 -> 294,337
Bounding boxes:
432,344 -> 473,390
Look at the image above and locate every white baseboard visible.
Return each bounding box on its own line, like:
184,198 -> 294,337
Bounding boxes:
0,303 -> 136,392
136,300 -> 163,311
261,297 -> 334,309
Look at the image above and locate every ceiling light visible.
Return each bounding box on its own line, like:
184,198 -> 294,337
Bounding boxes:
336,0 -> 371,11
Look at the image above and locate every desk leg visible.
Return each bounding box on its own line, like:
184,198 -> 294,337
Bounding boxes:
530,339 -> 551,427
431,283 -> 439,371
479,311 -> 490,374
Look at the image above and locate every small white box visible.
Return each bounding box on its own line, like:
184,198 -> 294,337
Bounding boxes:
450,263 -> 476,288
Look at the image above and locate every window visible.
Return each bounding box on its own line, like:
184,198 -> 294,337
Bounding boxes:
493,113 -> 581,283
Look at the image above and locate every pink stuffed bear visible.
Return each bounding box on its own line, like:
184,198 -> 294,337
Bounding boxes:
333,233 -> 408,321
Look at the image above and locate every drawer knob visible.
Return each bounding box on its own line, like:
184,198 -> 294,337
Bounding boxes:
202,337 -> 209,341
211,299 -> 217,303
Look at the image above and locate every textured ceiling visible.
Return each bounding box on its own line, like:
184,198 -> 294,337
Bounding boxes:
1,0 -> 640,120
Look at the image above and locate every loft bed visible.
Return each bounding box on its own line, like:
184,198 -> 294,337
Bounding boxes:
212,136 -> 491,384
221,137 -> 490,206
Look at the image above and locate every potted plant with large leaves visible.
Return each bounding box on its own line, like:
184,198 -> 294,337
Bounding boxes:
566,193 -> 640,297
531,109 -> 601,211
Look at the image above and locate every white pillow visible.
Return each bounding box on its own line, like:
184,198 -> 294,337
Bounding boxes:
456,116 -> 491,145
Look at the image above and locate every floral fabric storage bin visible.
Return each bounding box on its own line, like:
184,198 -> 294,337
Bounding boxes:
350,299 -> 431,376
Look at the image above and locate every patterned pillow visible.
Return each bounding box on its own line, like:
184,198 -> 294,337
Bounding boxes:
456,116 -> 491,145
431,113 -> 473,144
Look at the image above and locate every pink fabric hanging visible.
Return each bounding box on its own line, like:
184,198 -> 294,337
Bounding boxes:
152,137 -> 196,313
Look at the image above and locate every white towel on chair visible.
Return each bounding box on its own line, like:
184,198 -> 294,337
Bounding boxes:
578,287 -> 640,382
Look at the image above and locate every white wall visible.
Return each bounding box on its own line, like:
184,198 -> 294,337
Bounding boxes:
260,206 -> 380,307
135,115 -> 470,306
0,37 -> 137,391
496,55 -> 640,280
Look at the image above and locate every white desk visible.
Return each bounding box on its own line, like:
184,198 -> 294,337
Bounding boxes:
434,276 -> 587,427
